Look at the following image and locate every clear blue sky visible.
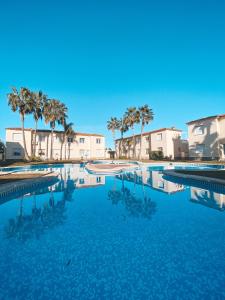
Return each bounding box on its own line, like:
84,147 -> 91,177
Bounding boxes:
0,0 -> 225,147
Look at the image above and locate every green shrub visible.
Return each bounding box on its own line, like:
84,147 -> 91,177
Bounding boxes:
149,151 -> 164,160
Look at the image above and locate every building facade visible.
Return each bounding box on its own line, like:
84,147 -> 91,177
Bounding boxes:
116,128 -> 188,160
187,114 -> 225,160
5,128 -> 105,160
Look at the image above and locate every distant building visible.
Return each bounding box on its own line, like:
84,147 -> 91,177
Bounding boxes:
187,114 -> 225,160
5,128 -> 105,160
115,128 -> 188,160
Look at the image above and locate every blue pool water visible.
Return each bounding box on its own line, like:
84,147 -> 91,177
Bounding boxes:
1,164 -> 225,299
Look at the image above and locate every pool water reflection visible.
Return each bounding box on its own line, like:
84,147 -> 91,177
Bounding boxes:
1,164 -> 225,299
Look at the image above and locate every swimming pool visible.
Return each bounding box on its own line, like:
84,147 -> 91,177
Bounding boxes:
1,164 -> 225,299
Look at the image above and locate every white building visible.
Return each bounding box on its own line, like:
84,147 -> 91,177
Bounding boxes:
187,114 -> 225,160
5,128 -> 106,160
116,128 -> 188,160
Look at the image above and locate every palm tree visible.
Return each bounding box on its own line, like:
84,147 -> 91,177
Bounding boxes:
8,87 -> 34,160
118,118 -> 128,158
138,105 -> 154,160
59,121 -> 74,160
124,107 -> 140,158
107,117 -> 120,158
32,91 -> 47,157
43,99 -> 68,160
66,125 -> 75,160
125,139 -> 133,159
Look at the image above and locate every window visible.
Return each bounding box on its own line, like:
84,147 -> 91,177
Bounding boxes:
96,177 -> 101,183
67,137 -> 73,143
146,136 -> 150,141
96,138 -> 101,144
79,178 -> 85,185
80,138 -> 85,143
194,126 -> 204,135
146,149 -> 149,154
38,135 -> 45,142
136,137 -> 141,143
156,133 -> 162,141
13,133 -> 22,142
196,144 -> 205,154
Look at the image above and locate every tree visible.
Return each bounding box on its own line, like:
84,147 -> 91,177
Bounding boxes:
8,87 -> 34,160
138,105 -> 154,160
107,117 -> 120,158
32,91 -> 47,157
118,118 -> 128,158
124,107 -> 140,158
66,124 -> 75,160
43,99 -> 68,160
124,139 -> 133,159
59,121 -> 74,160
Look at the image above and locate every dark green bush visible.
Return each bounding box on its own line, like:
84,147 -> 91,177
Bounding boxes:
149,151 -> 164,160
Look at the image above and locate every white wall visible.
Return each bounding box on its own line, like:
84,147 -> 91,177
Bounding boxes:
6,129 -> 106,160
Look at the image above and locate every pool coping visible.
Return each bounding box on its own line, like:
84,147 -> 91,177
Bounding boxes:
0,172 -> 59,200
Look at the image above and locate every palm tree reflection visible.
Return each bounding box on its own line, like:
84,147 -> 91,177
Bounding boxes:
108,173 -> 156,220
5,196 -> 44,241
4,178 -> 76,242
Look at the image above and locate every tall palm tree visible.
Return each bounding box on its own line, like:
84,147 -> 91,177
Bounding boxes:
66,125 -> 75,160
107,117 -> 120,158
138,105 -> 154,160
43,99 -> 68,160
124,107 -> 140,158
125,139 -> 133,159
118,118 -> 128,158
59,121 -> 74,160
8,87 -> 34,160
32,91 -> 47,157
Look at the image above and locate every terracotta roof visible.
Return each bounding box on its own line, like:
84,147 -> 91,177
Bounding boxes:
6,127 -> 33,131
5,128 -> 104,137
73,132 -> 104,137
115,127 -> 182,141
186,114 -> 225,125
